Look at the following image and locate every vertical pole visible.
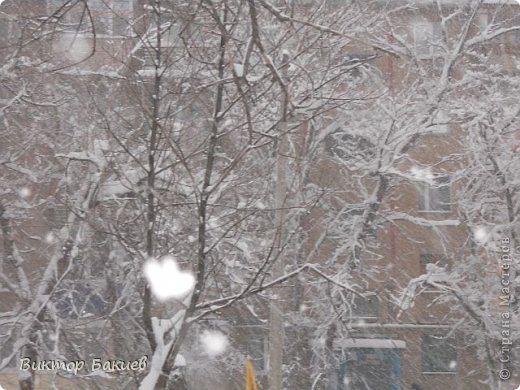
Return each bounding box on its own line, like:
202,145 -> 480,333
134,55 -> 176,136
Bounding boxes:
269,130 -> 287,390
269,51 -> 290,390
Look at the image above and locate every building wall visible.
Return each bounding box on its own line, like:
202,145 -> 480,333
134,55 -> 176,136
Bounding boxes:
1,1 -> 518,389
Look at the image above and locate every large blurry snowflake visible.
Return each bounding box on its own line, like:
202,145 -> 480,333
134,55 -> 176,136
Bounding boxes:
473,226 -> 489,245
200,330 -> 228,357
143,256 -> 195,301
45,232 -> 54,244
19,187 -> 31,198
410,166 -> 434,184
52,33 -> 92,62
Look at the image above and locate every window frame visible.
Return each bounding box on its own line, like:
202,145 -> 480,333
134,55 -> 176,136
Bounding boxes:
47,0 -> 133,37
0,17 -> 12,38
137,12 -> 180,75
477,11 -> 489,34
510,15 -> 520,45
43,205 -> 72,229
347,293 -> 379,321
54,284 -> 108,320
417,176 -> 451,213
145,12 -> 180,48
413,20 -> 443,59
247,332 -> 268,373
324,127 -> 375,163
421,334 -> 457,374
336,346 -> 402,389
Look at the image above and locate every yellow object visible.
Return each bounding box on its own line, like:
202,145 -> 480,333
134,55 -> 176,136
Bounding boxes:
245,357 -> 258,390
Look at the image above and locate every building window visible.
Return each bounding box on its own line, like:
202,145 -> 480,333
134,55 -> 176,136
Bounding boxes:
86,0 -> 133,11
413,21 -> 442,59
422,334 -> 457,373
247,333 -> 267,372
337,348 -> 402,390
511,29 -> 520,45
140,47 -> 158,70
336,207 -> 377,238
54,283 -> 107,319
477,12 -> 489,34
147,15 -> 179,48
418,176 -> 451,212
324,127 -> 375,163
341,53 -> 375,77
93,0 -> 133,37
347,293 -> 378,320
137,13 -> 178,74
113,0 -> 133,10
0,18 -> 10,37
511,15 -> 520,45
43,205 -> 71,229
47,0 -> 133,37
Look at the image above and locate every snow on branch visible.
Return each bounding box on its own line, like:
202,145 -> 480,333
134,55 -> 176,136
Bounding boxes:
386,211 -> 460,227
194,263 -> 363,318
139,311 -> 187,390
398,263 -> 460,312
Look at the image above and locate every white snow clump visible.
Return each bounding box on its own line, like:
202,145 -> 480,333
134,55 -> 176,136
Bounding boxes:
410,167 -> 434,184
19,187 -> 31,198
45,232 -> 54,244
200,330 -> 228,357
143,256 -> 195,301
473,226 -> 489,244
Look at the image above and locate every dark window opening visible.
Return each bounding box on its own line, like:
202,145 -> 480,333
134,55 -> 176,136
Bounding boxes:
418,176 -> 451,212
324,128 -> 375,163
347,293 -> 379,320
422,334 -> 457,373
247,333 -> 266,372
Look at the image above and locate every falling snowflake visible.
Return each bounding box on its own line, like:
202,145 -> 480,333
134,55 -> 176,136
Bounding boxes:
449,360 -> 457,370
53,33 -> 92,62
200,330 -> 228,357
45,232 -> 54,244
233,63 -> 244,77
473,226 -> 488,244
355,319 -> 367,326
143,256 -> 195,301
19,187 -> 31,198
410,166 -> 434,183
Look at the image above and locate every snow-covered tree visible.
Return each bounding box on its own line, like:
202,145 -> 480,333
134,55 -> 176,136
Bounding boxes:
3,1 -> 520,389
1,0 -> 380,388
